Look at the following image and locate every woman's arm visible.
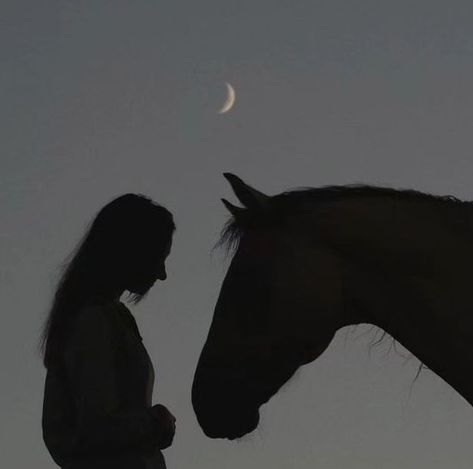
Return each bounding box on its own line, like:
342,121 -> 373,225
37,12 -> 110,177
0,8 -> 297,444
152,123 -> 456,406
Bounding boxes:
63,305 -> 163,457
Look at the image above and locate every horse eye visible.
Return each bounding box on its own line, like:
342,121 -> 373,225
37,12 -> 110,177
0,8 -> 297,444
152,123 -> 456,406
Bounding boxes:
235,281 -> 270,333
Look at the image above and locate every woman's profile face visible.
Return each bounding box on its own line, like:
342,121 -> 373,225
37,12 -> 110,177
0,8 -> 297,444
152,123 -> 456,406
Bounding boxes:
126,236 -> 172,295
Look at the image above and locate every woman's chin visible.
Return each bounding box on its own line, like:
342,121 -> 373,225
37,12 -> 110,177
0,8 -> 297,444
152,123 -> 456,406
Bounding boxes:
129,283 -> 153,296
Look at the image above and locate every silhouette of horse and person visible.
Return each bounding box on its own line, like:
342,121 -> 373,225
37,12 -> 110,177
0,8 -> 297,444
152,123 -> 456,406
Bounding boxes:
40,174 -> 473,467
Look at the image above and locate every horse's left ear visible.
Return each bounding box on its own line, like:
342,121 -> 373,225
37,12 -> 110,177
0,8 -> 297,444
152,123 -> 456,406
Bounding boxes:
221,198 -> 245,217
223,173 -> 269,211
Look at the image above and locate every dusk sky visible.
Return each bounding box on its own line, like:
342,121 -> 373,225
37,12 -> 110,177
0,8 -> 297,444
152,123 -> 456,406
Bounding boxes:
2,1 -> 473,467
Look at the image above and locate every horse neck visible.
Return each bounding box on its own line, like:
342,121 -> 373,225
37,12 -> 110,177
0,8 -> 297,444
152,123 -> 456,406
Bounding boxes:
347,265 -> 473,405
315,196 -> 473,405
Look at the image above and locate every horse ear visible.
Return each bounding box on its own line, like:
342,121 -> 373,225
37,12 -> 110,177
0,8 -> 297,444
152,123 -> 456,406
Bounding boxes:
221,198 -> 245,217
223,173 -> 269,210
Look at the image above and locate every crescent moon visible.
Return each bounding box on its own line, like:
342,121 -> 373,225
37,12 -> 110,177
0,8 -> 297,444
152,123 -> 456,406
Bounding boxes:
218,82 -> 236,114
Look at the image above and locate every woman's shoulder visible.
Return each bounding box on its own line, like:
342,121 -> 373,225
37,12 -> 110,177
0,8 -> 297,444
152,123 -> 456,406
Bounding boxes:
65,301 -> 121,356
75,301 -> 106,321
70,300 -> 122,336
77,298 -> 122,316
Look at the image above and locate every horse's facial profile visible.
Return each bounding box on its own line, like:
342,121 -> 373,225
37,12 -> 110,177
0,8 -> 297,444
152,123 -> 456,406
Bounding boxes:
192,219 -> 344,439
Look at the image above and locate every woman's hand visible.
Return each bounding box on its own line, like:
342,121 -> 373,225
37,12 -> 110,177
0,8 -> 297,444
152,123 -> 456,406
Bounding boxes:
150,404 -> 176,449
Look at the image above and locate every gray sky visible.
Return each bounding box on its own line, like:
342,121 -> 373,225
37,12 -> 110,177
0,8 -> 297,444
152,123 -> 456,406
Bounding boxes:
2,1 -> 473,467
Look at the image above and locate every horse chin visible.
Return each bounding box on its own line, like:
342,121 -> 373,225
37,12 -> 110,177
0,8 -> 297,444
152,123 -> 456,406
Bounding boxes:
224,410 -> 260,440
201,409 -> 260,440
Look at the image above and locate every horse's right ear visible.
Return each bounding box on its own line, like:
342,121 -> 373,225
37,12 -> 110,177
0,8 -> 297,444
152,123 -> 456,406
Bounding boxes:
221,198 -> 245,218
223,173 -> 269,211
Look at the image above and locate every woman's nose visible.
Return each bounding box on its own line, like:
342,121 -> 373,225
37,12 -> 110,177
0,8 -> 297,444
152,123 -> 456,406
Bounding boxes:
155,265 -> 167,281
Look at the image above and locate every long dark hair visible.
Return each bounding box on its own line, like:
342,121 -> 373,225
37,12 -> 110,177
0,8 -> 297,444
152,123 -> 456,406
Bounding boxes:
37,193 -> 176,370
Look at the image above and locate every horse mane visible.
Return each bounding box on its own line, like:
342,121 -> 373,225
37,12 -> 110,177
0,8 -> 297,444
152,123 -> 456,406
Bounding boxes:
216,183 -> 471,256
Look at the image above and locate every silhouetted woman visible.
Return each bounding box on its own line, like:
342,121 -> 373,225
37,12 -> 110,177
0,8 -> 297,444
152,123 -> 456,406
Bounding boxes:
39,194 -> 176,469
